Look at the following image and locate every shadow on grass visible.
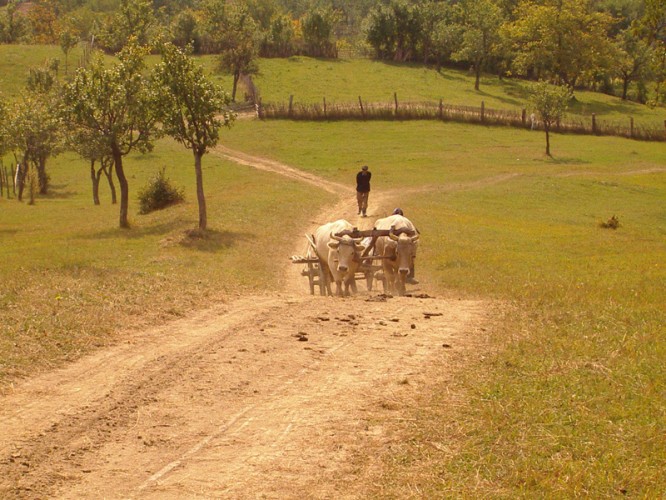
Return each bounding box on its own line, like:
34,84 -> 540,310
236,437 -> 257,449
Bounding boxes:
81,222 -> 183,240
178,228 -> 257,253
43,184 -> 78,199
535,156 -> 592,165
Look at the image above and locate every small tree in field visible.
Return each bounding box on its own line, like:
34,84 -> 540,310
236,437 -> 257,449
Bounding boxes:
62,41 -> 157,228
153,42 -> 235,231
529,81 -> 572,157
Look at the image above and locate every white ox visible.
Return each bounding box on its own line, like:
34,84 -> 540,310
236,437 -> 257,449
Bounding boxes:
373,214 -> 419,296
314,219 -> 365,297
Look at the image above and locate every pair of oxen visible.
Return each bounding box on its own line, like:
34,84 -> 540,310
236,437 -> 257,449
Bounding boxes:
314,214 -> 419,297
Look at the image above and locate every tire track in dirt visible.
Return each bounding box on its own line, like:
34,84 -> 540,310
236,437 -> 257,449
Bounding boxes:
0,147 -> 495,499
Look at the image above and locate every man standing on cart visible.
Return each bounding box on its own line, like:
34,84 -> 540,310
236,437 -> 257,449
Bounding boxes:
356,165 -> 371,217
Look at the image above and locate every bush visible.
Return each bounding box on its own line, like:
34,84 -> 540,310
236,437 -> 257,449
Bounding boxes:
599,215 -> 620,229
137,167 -> 185,214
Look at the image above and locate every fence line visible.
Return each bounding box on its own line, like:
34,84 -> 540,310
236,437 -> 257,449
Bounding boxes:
257,97 -> 666,142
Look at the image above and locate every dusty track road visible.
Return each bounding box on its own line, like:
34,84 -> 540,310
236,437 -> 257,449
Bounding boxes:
0,148 -> 491,499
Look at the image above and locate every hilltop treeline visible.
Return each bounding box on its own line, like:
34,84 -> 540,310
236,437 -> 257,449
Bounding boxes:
0,0 -> 664,103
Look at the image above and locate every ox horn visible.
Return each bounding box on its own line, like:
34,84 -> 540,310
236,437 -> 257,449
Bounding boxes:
389,227 -> 400,241
330,231 -> 343,242
411,233 -> 420,242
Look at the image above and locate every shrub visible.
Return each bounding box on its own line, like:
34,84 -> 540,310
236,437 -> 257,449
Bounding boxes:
137,167 -> 185,214
599,215 -> 620,229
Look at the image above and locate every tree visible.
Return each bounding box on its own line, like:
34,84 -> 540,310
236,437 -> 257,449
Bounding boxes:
153,42 -> 235,231
59,28 -> 80,75
204,1 -> 258,101
0,1 -> 29,43
451,0 -> 503,91
5,94 -> 63,201
98,0 -> 156,53
504,0 -> 616,88
300,7 -> 339,58
364,0 -> 421,62
62,42 -> 158,228
529,81 -> 572,157
615,28 -> 653,100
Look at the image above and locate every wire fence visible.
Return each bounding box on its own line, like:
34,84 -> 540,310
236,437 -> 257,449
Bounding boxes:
256,95 -> 666,142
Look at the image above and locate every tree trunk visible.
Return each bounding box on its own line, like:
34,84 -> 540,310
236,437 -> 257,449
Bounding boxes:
194,150 -> 207,231
474,63 -> 481,91
545,127 -> 551,157
103,157 -> 117,204
16,160 -> 27,202
232,69 -> 240,102
91,159 -> 100,205
622,76 -> 630,100
112,145 -> 130,228
36,156 -> 49,195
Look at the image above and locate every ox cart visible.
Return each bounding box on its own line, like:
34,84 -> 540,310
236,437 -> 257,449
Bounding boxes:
290,226 -> 417,296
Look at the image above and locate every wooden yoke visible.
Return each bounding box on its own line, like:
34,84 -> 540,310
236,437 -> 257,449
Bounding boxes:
333,226 -> 417,259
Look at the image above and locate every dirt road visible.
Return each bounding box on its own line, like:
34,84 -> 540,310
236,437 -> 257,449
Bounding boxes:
0,148 -> 491,499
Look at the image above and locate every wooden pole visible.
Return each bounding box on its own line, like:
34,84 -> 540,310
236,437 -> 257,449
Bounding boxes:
323,97 -> 327,119
439,99 -> 443,120
630,116 -> 634,138
358,96 -> 365,119
394,92 -> 398,115
288,95 -> 293,117
480,101 -> 485,122
592,113 -> 597,134
522,109 -> 527,126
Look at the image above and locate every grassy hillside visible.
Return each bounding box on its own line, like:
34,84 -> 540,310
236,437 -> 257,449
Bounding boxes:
1,44 -> 665,495
221,120 -> 666,496
0,137 -> 334,381
1,45 -> 663,128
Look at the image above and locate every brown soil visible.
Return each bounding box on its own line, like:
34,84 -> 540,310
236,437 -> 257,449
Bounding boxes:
0,146 -> 492,499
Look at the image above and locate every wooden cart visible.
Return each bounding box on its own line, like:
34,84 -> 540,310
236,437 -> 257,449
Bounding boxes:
290,227 -> 416,296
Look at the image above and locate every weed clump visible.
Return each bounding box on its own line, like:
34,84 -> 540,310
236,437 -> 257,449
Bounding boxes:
138,168 -> 184,214
599,215 -> 620,229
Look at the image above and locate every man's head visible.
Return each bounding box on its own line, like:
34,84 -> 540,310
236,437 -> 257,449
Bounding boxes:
392,207 -> 404,216
362,165 -> 368,171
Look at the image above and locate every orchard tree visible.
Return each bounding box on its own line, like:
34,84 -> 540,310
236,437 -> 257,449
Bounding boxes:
153,42 -> 235,231
98,0 -> 156,53
0,1 -> 29,43
530,81 -> 572,157
5,95 -> 62,201
59,28 -> 80,75
505,0 -> 615,87
62,41 -> 158,228
300,7 -> 340,58
451,0 -> 503,91
204,0 -> 258,102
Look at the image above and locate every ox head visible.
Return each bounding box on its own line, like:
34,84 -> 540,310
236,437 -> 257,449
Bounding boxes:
328,232 -> 365,273
389,228 -> 419,275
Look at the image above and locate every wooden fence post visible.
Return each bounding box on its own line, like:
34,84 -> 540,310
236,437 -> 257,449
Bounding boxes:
663,120 -> 666,140
394,92 -> 398,115
358,96 -> 365,119
288,95 -> 293,117
630,116 -> 634,138
439,99 -> 443,120
592,113 -> 597,134
522,109 -> 526,126
480,101 -> 485,122
256,97 -> 262,119
323,97 -> 327,119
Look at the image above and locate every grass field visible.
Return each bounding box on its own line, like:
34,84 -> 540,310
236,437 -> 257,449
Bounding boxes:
220,120 -> 666,496
2,45 -> 664,129
0,137 -> 334,381
2,45 -> 665,495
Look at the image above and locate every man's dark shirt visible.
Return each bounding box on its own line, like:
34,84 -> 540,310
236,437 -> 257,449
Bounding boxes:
356,171 -> 371,192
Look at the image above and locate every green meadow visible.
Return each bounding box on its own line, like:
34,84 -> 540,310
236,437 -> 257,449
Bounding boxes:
223,120 -> 666,496
1,45 -> 665,495
2,45 -> 664,129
